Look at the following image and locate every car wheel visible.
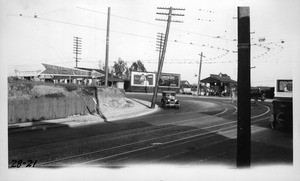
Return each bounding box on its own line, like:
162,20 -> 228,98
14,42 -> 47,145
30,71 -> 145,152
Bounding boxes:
271,113 -> 285,129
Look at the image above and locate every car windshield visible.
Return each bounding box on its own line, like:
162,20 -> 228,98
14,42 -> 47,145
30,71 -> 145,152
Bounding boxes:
165,93 -> 175,97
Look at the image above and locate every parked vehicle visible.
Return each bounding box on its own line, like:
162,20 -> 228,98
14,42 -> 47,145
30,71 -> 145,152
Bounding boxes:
161,91 -> 180,108
180,87 -> 192,95
269,79 -> 293,131
251,87 -> 266,103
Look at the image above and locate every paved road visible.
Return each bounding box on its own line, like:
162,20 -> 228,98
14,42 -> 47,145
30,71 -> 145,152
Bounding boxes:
8,93 -> 292,168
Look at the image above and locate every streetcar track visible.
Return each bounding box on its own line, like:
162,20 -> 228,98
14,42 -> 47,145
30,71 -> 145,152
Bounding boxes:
36,118 -> 230,166
9,101 -> 230,156
37,107 -> 270,167
108,117 -> 270,165
9,103 -> 233,158
9,101 -> 235,158
10,101 -> 271,167
74,108 -> 270,165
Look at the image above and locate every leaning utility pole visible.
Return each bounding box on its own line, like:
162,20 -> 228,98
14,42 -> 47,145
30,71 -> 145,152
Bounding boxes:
73,37 -> 82,68
104,7 -> 111,86
197,52 -> 205,96
150,7 -> 185,108
237,7 -> 251,168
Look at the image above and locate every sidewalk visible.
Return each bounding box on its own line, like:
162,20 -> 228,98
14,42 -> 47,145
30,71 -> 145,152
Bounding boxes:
8,98 -> 159,134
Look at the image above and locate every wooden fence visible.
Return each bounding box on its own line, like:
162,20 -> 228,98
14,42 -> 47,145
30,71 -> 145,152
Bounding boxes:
8,96 -> 95,124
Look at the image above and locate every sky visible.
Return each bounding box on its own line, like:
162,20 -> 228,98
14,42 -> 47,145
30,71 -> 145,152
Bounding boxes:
1,0 -> 300,86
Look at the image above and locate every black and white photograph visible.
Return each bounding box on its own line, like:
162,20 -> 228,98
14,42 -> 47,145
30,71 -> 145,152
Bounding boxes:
1,0 -> 299,180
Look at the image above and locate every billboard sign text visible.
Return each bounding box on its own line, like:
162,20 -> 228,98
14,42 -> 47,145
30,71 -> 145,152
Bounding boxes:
159,73 -> 180,88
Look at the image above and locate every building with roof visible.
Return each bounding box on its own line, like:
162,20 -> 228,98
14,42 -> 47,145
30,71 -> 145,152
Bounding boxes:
13,63 -> 104,85
12,63 -> 127,88
77,67 -> 125,89
38,63 -> 104,85
201,73 -> 237,96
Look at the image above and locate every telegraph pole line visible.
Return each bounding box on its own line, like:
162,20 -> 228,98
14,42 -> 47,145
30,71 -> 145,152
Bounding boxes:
73,37 -> 82,68
197,52 -> 205,96
151,7 -> 185,109
237,7 -> 251,168
104,7 -> 111,86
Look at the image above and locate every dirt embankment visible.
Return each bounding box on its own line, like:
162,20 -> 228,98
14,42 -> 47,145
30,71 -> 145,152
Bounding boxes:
8,81 -> 127,109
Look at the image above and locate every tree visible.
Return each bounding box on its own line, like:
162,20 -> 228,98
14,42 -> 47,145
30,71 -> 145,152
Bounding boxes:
129,60 -> 147,72
112,58 -> 129,79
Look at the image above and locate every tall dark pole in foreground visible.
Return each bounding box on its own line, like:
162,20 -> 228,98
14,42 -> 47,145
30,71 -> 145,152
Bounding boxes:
237,7 -> 251,167
104,7 -> 111,86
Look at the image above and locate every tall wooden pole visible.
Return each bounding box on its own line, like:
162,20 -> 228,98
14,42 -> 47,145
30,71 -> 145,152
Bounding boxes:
150,7 -> 184,109
197,52 -> 205,96
104,7 -> 111,86
151,8 -> 172,108
237,6 -> 251,168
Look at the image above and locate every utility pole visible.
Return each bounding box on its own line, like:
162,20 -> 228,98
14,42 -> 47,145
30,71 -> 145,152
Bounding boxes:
156,32 -> 164,63
237,7 -> 251,168
150,7 -> 185,109
197,52 -> 205,96
153,32 -> 164,94
73,37 -> 82,68
104,7 -> 111,86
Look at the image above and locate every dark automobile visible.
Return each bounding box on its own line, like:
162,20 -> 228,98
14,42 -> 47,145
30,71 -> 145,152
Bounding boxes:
251,88 -> 266,103
161,91 -> 180,108
270,98 -> 293,130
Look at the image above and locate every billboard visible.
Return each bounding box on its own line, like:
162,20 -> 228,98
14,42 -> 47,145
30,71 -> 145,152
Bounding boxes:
275,79 -> 293,98
131,71 -> 156,87
159,73 -> 180,88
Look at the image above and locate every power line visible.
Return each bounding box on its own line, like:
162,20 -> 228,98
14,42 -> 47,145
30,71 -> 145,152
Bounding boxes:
14,14 -> 155,40
14,13 -> 236,62
12,13 -> 285,64
14,12 -> 238,43
77,7 -> 164,27
76,7 -> 237,42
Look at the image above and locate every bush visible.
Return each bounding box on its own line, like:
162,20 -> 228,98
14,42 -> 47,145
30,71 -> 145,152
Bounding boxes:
82,86 -> 96,96
44,92 -> 65,98
62,84 -> 78,92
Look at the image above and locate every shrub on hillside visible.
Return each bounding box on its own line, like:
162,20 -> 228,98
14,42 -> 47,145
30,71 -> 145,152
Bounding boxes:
44,92 -> 65,98
62,84 -> 78,92
81,86 -> 96,96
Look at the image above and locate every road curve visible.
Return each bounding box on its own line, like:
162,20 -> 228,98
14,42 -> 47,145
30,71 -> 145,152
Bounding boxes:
9,93 -> 291,168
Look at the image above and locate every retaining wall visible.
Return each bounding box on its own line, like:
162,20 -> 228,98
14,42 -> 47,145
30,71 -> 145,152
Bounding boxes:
8,96 -> 95,124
